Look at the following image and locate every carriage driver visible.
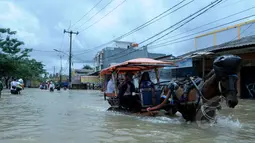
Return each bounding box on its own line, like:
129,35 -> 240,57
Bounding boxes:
146,79 -> 197,112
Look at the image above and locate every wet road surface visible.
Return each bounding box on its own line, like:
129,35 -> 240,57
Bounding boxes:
0,88 -> 254,143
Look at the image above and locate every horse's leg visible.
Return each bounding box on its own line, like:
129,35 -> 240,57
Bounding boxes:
196,107 -> 216,123
107,107 -> 114,111
177,103 -> 197,122
163,104 -> 177,116
177,104 -> 191,122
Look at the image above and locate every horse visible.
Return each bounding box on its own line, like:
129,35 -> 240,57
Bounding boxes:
147,55 -> 242,123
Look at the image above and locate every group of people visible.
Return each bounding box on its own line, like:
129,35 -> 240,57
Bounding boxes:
105,71 -> 194,114
106,72 -> 155,112
40,81 -> 56,91
40,81 -> 66,91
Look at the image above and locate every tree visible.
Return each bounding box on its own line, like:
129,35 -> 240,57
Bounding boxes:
82,65 -> 93,70
0,28 -> 46,88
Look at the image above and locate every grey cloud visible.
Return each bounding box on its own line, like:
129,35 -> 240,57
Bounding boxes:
1,0 -> 254,75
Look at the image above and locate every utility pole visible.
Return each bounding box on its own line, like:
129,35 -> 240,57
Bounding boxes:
53,66 -> 55,77
64,29 -> 79,88
59,55 -> 63,83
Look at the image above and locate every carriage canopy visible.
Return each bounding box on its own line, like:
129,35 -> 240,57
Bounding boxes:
100,58 -> 177,75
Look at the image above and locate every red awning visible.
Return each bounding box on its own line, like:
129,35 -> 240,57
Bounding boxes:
100,58 -> 176,75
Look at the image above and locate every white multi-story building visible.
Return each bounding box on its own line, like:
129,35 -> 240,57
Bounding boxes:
93,41 -> 165,72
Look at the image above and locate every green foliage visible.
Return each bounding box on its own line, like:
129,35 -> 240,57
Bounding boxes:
82,65 -> 93,70
0,28 -> 46,83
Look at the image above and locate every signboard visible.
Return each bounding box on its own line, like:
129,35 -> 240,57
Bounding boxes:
167,58 -> 193,69
81,76 -> 99,83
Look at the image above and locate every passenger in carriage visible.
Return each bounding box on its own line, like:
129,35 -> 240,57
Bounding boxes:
139,72 -> 154,89
106,75 -> 115,94
139,72 -> 156,105
118,72 -> 141,112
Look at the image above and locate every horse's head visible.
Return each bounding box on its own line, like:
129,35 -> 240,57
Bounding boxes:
213,55 -> 242,108
218,74 -> 239,108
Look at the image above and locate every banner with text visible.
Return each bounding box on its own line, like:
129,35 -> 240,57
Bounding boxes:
80,76 -> 100,83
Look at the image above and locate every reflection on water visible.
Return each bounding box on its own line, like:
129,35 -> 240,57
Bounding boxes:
0,89 -> 254,143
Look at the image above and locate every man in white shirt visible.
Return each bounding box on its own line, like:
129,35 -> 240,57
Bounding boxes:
49,81 -> 55,91
106,76 -> 115,93
104,76 -> 116,100
10,79 -> 18,90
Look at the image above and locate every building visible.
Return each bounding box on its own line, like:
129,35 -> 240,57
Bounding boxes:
166,35 -> 255,99
113,40 -> 135,49
153,19 -> 255,99
93,41 -> 166,72
71,69 -> 94,89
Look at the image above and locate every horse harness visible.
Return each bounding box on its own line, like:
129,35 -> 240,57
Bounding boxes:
168,76 -> 226,122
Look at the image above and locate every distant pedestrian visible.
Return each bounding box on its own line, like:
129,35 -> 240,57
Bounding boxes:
0,80 -> 3,97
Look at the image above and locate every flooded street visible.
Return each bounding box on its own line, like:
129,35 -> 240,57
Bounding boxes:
0,88 -> 254,143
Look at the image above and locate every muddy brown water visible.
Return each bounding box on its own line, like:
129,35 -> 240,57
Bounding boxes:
0,89 -> 254,143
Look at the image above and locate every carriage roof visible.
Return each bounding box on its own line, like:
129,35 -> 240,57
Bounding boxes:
100,58 -> 177,75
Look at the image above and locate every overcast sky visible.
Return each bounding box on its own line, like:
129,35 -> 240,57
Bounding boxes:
0,0 -> 254,74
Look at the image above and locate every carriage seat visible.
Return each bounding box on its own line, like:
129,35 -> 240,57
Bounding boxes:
140,88 -> 161,107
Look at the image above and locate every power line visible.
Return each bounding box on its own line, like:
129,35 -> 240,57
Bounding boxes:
74,0 -> 193,55
59,0 -> 245,57
149,14 -> 255,48
73,36 -> 87,50
156,6 -> 255,43
102,0 -> 247,60
149,37 -> 194,49
66,0 -> 245,55
196,20 -> 254,51
213,22 -> 254,48
90,0 -> 192,38
232,23 -> 254,40
31,49 -> 56,52
79,0 -> 127,33
62,57 -> 69,73
150,0 -> 247,43
98,0 -> 221,62
138,0 -> 223,46
104,47 -> 144,62
92,0 -> 193,60
74,0 -> 114,31
59,34 -> 65,51
70,0 -> 103,29
216,0 -> 246,9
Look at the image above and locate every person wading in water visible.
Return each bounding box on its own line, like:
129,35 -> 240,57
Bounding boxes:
0,80 -> 3,97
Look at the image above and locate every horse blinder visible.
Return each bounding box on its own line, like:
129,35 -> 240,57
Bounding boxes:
221,74 -> 239,108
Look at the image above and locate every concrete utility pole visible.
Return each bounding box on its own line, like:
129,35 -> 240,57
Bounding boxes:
59,55 -> 63,83
53,66 -> 55,77
64,29 -> 79,88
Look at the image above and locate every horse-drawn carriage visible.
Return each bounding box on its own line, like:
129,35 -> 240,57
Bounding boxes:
101,55 -> 242,123
100,58 -> 176,114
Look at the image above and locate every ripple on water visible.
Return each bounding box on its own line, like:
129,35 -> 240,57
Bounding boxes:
0,89 -> 255,143
136,115 -> 183,124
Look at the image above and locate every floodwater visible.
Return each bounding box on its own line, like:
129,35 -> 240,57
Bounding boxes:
0,89 -> 254,143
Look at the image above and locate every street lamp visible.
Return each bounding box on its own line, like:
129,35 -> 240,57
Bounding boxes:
53,49 -> 64,85
53,49 -> 69,56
